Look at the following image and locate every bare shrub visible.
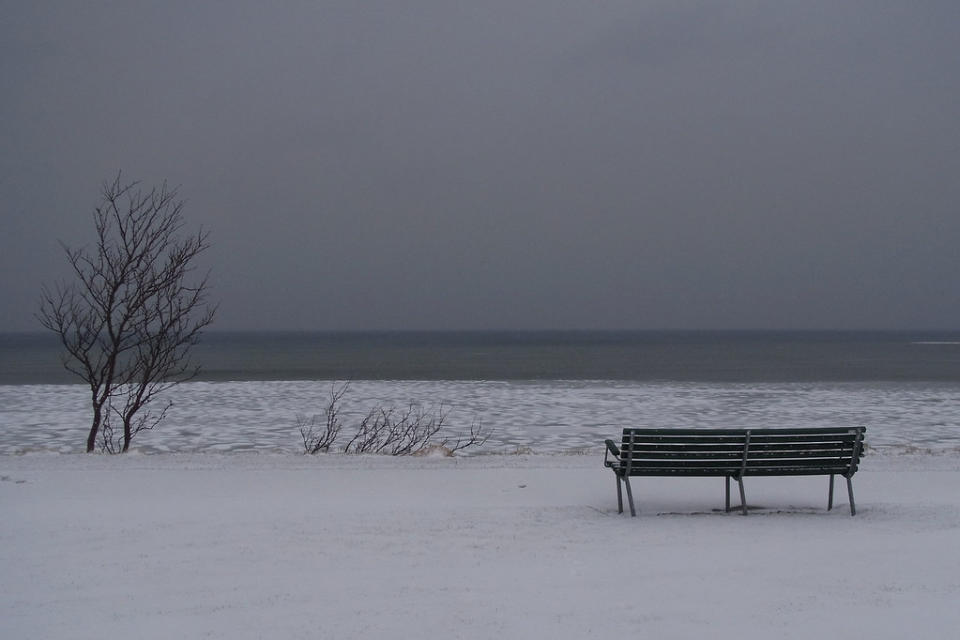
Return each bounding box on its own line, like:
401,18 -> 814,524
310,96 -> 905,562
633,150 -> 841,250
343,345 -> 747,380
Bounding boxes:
344,403 -> 440,455
299,384 -> 490,456
298,382 -> 348,453
444,420 -> 490,455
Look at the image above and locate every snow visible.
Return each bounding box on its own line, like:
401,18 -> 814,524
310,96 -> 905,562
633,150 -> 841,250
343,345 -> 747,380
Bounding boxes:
3,451 -> 960,639
3,379 -> 960,455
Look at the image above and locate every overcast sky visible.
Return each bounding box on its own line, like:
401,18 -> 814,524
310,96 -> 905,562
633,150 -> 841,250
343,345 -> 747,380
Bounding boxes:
2,1 -> 959,331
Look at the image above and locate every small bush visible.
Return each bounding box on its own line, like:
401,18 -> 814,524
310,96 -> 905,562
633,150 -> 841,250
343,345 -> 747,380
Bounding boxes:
299,382 -> 489,456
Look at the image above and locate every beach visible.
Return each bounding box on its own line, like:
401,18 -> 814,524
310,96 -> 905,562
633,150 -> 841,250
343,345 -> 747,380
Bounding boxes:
3,334 -> 959,637
3,450 -> 959,639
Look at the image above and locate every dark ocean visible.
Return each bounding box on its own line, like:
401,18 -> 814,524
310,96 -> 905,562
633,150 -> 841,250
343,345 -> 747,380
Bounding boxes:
3,330 -> 960,385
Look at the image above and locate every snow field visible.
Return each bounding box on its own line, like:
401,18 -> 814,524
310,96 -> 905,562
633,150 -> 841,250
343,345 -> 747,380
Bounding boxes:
2,453 -> 960,639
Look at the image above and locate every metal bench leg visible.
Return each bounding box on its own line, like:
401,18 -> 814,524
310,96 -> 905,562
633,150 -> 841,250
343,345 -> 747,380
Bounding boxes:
846,476 -> 856,516
615,474 -> 623,514
725,476 -> 731,512
738,477 -> 747,515
828,474 -> 835,511
624,476 -> 637,517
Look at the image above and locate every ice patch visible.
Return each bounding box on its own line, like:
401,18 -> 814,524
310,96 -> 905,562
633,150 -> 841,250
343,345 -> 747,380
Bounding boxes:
1,379 -> 958,455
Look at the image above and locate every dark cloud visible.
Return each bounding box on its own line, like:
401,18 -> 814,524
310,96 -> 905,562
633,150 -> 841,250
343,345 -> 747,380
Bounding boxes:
2,1 -> 959,330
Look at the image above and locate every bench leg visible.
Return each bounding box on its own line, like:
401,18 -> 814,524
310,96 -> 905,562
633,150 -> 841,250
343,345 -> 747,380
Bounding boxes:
828,474 -> 835,511
615,474 -> 623,514
738,477 -> 747,516
725,476 -> 731,512
624,476 -> 637,517
847,476 -> 856,516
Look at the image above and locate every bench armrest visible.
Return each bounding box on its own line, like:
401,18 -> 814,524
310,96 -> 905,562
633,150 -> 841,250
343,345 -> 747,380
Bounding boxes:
604,439 -> 621,463
604,439 -> 621,457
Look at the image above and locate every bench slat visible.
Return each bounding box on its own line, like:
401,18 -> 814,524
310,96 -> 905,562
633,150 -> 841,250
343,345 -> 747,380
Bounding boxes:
622,428 -> 859,436
620,427 -> 860,436
622,469 -> 749,477
619,443 -> 856,455
620,453 -> 858,463
619,451 -> 749,460
743,427 -> 860,435
615,460 -> 746,469
751,459 -> 857,465
621,428 -> 754,436
747,434 -> 859,444
621,435 -> 859,445
746,450 -> 854,460
744,467 -> 859,476
623,435 -> 747,445
741,442 -> 857,452
621,442 -> 745,451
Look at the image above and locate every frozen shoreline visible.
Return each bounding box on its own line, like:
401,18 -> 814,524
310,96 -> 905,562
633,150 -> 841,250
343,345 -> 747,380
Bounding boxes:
3,379 -> 960,455
3,451 -> 960,639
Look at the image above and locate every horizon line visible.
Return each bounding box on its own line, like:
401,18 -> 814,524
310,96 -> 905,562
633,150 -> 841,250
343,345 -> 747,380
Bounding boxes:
5,327 -> 960,335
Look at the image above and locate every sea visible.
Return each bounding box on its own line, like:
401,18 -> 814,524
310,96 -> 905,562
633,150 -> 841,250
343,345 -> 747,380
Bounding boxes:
2,330 -> 959,455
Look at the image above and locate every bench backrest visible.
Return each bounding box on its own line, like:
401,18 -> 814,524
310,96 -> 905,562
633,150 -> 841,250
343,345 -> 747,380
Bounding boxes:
618,427 -> 865,477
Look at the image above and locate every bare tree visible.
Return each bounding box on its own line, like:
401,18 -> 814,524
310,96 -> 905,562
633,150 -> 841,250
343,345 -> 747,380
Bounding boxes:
38,173 -> 215,453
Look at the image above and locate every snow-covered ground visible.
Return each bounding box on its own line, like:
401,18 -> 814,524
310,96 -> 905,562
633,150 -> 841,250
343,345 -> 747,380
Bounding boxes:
3,451 -> 960,639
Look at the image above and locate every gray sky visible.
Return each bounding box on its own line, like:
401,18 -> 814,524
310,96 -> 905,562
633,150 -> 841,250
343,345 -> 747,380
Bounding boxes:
3,1 -> 959,331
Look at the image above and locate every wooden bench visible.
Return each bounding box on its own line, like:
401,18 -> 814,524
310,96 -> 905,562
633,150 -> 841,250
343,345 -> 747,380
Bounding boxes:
604,426 -> 866,516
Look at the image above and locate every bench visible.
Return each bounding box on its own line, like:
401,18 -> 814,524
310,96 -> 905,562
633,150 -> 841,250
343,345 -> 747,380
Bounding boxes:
604,426 -> 866,516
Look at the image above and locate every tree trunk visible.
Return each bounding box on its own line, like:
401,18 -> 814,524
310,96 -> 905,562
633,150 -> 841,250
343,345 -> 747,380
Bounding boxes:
122,419 -> 132,453
86,404 -> 101,453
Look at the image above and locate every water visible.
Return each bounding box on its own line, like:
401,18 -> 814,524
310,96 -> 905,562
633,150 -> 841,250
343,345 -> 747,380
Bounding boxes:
6,330 -> 960,384
1,331 -> 959,454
